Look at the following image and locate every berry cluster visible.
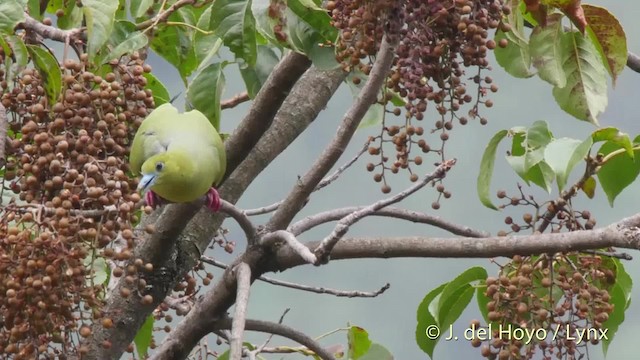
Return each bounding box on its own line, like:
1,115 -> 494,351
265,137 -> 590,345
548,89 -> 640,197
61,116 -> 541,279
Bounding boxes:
329,0 -> 507,194
0,51 -> 153,357
474,254 -> 615,360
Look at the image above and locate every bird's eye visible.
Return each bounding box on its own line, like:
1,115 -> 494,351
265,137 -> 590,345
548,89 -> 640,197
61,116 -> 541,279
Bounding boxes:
155,162 -> 164,172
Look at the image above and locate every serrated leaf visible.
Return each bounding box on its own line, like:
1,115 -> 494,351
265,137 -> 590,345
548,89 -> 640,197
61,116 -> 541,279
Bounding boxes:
131,0 -> 154,18
530,14 -> 566,87
596,136 -> 640,206
143,73 -> 170,106
360,343 -> 393,360
583,4 -> 627,84
83,0 -> 119,59
543,137 -> 592,191
477,130 -> 509,210
348,326 -> 371,359
580,176 -> 596,198
552,31 -> 608,125
209,0 -> 256,64
186,63 -> 225,129
134,315 -> 154,359
0,0 -> 25,35
27,45 -> 61,105
416,283 -> 446,359
238,45 -> 279,98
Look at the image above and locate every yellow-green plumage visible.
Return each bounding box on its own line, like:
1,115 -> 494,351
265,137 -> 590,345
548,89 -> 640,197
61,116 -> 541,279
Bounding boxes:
130,103 -> 226,203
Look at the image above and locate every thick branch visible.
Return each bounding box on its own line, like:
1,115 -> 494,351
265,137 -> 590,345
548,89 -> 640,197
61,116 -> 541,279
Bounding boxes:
273,213 -> 640,271
289,205 -> 489,238
220,200 -> 257,243
262,230 -> 317,264
266,35 -> 398,231
149,65 -> 346,360
223,52 -> 312,179
20,14 -> 84,42
230,263 -> 251,360
212,318 -> 337,360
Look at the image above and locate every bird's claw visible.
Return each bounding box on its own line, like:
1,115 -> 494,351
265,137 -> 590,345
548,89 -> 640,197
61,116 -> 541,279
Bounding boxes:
205,187 -> 221,212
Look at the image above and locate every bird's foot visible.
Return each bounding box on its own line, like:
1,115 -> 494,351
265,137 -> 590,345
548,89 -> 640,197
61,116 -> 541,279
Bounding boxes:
144,190 -> 166,209
205,187 -> 221,212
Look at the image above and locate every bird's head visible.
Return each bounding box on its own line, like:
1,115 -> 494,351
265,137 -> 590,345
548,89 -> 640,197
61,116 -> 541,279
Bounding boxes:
137,152 -> 187,192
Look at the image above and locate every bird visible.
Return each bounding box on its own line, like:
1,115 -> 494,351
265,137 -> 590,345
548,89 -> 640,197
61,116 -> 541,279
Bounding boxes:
129,103 -> 226,212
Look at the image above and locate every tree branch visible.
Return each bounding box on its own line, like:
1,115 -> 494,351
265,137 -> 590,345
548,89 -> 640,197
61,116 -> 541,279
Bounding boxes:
266,34 -> 399,231
219,200 -> 257,244
211,318 -> 337,360
288,204 -> 488,238
230,263 -> 251,360
273,213 -> 640,271
0,103 -> 7,165
19,14 -> 84,43
262,230 -> 317,264
314,159 -> 456,263
223,52 -> 312,179
221,91 -> 250,110
135,0 -> 199,30
149,65 -> 347,360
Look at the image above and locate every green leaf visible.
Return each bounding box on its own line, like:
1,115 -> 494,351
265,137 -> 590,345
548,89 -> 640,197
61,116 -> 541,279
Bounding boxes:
57,1 -> 84,30
552,31 -> 608,125
143,73 -> 171,106
591,127 -> 633,157
97,30 -> 148,65
5,34 -> 29,70
602,282 -> 626,355
613,259 -> 633,306
193,5 -> 223,70
543,137 -> 592,191
477,130 -> 509,210
27,0 -> 43,21
209,0 -> 256,64
83,0 -> 119,59
493,29 -> 534,78
0,0 -> 25,35
415,284 -> 446,359
437,267 -> 488,320
238,45 -> 279,98
476,281 -> 490,323
287,0 -> 338,41
134,315 -> 154,358
131,0 -> 154,18
596,136 -> 640,206
583,4 -> 628,84
581,176 -> 596,198
438,285 -> 475,334
359,343 -> 393,360
530,14 -> 566,87
525,120 -> 553,149
347,326 -> 372,360
151,10 -> 198,81
186,63 -> 225,130
27,45 -> 62,105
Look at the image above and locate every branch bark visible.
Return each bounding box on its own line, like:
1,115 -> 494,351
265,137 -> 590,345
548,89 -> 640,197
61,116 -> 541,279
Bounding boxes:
230,263 -> 251,360
266,34 -> 398,231
273,213 -> 640,271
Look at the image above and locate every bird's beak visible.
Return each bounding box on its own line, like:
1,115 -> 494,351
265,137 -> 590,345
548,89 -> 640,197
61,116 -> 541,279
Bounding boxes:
138,173 -> 157,192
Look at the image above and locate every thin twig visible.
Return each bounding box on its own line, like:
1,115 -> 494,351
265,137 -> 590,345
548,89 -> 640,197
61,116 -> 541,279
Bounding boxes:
243,201 -> 282,216
201,255 -> 390,298
262,230 -> 317,264
136,0 -> 198,31
580,249 -> 632,260
249,309 -> 291,358
314,159 -> 456,263
266,34 -> 399,231
289,205 -> 488,237
222,92 -> 251,109
315,141 -> 370,191
212,318 -> 336,360
230,263 -> 251,360
219,200 -> 257,243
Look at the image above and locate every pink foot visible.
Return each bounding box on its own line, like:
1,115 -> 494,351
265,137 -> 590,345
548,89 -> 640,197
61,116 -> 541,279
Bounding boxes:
205,187 -> 221,212
144,190 -> 165,209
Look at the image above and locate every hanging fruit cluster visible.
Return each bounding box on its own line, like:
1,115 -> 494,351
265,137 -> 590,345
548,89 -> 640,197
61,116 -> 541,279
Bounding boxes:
328,0 -> 507,196
0,49 -> 154,357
